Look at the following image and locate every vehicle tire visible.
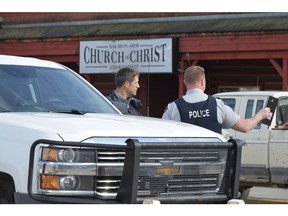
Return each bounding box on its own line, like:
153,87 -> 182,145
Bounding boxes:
0,188 -> 14,204
0,175 -> 15,204
0,190 -> 9,204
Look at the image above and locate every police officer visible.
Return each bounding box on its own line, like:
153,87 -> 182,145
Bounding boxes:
162,65 -> 271,134
107,67 -> 143,116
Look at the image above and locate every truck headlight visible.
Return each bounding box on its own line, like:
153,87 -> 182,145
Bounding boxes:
41,175 -> 79,190
59,175 -> 79,190
42,147 -> 94,162
35,145 -> 97,195
58,149 -> 79,162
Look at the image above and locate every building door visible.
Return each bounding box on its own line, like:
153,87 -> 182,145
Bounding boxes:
145,73 -> 179,118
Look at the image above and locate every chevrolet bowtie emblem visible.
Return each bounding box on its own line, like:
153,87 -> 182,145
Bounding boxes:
156,163 -> 180,175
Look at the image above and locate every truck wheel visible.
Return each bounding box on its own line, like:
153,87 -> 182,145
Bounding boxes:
0,187 -> 15,204
0,189 -> 8,204
0,174 -> 15,204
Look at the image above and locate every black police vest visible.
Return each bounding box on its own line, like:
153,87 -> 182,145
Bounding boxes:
174,96 -> 222,134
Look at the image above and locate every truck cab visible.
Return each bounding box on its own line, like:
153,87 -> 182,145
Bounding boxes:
214,91 -> 288,194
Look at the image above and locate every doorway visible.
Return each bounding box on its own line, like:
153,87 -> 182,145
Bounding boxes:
144,73 -> 179,118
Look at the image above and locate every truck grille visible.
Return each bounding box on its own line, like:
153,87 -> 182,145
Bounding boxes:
95,148 -> 229,198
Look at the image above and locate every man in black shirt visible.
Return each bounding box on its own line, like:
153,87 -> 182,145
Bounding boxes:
107,67 -> 144,116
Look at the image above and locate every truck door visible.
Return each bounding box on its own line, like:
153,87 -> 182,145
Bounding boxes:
234,95 -> 270,183
269,97 -> 288,184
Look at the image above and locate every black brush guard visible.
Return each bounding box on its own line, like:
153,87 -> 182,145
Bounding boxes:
27,138 -> 243,204
116,138 -> 243,204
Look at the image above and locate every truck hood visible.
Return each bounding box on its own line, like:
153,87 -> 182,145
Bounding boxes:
0,112 -> 224,141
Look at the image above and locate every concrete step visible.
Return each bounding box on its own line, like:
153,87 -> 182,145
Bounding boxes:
246,186 -> 288,204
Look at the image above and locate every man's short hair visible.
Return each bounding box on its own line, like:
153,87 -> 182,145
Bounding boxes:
115,67 -> 140,88
184,66 -> 205,84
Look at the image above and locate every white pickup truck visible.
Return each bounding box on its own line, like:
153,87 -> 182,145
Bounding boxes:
214,91 -> 288,198
0,55 -> 243,204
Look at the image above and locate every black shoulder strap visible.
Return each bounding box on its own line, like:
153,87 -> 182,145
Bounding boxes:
130,99 -> 144,116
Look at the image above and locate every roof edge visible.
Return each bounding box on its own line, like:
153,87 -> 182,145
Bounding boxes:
3,12 -> 288,29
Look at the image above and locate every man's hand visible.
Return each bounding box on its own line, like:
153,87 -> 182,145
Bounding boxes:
258,107 -> 271,120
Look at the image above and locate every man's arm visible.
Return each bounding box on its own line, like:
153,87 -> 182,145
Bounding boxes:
162,102 -> 181,121
231,107 -> 271,133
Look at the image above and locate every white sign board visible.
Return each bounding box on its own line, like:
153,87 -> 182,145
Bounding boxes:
79,38 -> 173,74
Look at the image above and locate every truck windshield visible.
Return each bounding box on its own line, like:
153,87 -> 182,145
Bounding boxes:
0,64 -> 119,114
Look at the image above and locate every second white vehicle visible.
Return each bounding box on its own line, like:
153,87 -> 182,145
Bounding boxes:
214,91 -> 288,198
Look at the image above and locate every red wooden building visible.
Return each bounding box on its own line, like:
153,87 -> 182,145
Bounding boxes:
1,12 -> 288,117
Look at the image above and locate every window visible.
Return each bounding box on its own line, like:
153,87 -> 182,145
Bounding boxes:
245,99 -> 264,130
277,98 -> 288,125
255,100 -> 264,129
221,98 -> 236,111
0,65 -> 118,113
245,100 -> 254,119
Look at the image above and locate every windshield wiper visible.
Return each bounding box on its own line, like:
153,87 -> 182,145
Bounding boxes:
48,109 -> 86,115
0,110 -> 12,113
